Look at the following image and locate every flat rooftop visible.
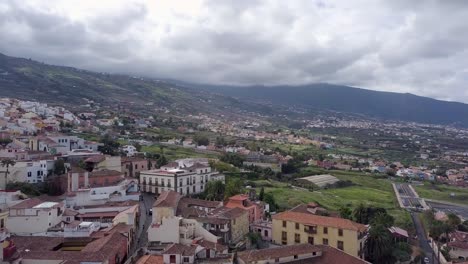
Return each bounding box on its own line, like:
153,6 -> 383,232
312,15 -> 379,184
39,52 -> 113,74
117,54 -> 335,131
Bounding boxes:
33,202 -> 59,209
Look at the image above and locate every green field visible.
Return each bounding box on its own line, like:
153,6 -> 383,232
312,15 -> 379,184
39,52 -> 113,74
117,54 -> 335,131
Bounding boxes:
248,170 -> 413,229
414,182 -> 468,206
142,144 -> 219,160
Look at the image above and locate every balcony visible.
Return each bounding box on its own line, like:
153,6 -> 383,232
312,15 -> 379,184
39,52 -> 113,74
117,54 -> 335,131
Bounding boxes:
304,226 -> 317,234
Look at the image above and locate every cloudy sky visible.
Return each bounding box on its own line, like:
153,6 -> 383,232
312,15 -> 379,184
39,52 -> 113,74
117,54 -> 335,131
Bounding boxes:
1,0 -> 467,102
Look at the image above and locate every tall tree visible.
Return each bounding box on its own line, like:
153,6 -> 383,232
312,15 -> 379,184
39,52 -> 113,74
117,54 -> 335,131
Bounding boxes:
263,192 -> 278,212
204,180 -> 225,201
339,206 -> 353,220
259,187 -> 265,201
353,203 -> 368,224
1,159 -> 16,189
225,178 -> 243,199
365,223 -> 395,264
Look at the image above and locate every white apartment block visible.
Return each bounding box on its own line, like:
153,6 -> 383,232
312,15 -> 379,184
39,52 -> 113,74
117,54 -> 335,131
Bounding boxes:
139,164 -> 225,196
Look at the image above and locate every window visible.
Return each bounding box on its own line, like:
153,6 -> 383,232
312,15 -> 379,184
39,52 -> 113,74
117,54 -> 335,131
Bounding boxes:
323,227 -> 328,234
295,223 -> 299,230
337,241 -> 344,250
294,255 -> 298,260
281,231 -> 287,241
27,172 -> 32,177
323,238 -> 328,245
308,236 -> 314,245
338,229 -> 343,236
135,164 -> 137,169
294,233 -> 300,243
170,255 -> 176,263
282,221 -> 287,228
183,257 -> 190,263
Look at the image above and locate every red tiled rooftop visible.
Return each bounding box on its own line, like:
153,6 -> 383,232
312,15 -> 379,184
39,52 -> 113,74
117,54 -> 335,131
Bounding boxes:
9,198 -> 43,209
136,255 -> 164,264
163,243 -> 197,256
228,194 -> 249,201
273,211 -> 367,232
153,190 -> 181,208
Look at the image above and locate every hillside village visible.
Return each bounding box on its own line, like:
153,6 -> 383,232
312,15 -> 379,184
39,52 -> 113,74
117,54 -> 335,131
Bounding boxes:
0,97 -> 468,264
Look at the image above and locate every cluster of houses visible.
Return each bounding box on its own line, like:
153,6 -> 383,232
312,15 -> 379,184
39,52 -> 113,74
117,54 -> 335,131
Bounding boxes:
0,98 -> 79,135
135,188 -> 372,264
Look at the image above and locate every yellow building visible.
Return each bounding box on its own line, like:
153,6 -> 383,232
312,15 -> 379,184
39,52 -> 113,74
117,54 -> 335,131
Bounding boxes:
272,211 -> 368,259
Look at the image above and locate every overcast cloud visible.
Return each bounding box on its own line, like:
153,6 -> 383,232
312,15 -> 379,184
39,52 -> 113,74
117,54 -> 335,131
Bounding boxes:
1,0 -> 468,102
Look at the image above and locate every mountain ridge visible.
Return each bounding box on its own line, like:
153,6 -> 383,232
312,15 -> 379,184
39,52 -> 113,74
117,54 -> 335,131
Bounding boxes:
1,52 -> 468,126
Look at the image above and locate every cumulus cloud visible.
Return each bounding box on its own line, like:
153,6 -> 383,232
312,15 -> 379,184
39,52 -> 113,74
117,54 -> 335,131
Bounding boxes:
0,0 -> 467,102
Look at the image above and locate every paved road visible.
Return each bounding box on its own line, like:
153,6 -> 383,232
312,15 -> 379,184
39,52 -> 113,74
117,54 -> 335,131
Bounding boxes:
426,200 -> 468,219
411,212 -> 438,264
131,193 -> 155,253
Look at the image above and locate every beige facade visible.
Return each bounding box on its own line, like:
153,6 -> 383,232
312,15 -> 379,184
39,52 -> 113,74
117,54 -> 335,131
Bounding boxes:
7,200 -> 64,235
231,211 -> 249,244
272,212 -> 367,258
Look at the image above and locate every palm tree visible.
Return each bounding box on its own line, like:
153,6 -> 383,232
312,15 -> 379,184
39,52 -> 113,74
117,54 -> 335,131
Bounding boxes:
365,224 -> 395,264
1,159 -> 16,189
353,203 -> 368,224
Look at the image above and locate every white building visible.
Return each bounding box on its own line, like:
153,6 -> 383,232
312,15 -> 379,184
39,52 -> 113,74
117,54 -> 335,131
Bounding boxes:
148,191 -> 219,245
140,163 -> 225,196
122,145 -> 137,157
5,159 -> 55,185
7,198 -> 65,235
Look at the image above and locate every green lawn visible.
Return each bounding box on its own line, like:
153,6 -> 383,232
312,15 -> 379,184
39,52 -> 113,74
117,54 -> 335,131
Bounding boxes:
414,182 -> 468,206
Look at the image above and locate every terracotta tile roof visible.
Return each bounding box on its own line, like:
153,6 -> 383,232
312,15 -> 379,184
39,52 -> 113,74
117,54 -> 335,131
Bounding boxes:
215,207 -> 247,219
63,209 -> 80,216
176,197 -> 222,218
238,244 -> 321,262
153,190 -> 182,208
85,155 -> 106,163
228,194 -> 249,201
136,255 -> 164,264
273,211 -> 367,232
11,232 -> 128,263
197,207 -> 247,224
196,240 -> 227,253
163,243 -> 198,256
308,245 -> 370,264
238,244 -> 369,264
9,198 -> 43,209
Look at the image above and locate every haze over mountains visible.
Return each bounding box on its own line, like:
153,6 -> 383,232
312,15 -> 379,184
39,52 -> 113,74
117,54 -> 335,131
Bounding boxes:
2,52 -> 468,127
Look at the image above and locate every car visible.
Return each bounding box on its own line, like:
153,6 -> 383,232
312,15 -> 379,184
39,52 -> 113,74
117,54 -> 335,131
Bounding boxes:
424,257 -> 430,263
